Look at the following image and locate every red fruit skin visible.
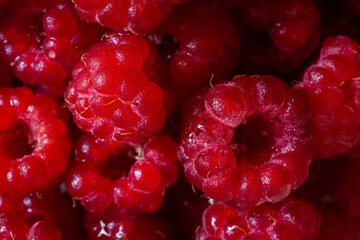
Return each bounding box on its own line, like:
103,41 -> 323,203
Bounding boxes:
65,31 -> 166,147
66,133 -> 178,213
179,75 -> 312,206
295,36 -> 360,159
73,0 -> 187,34
160,0 -> 241,89
197,198 -> 321,240
239,0 -> 320,74
0,87 -> 70,198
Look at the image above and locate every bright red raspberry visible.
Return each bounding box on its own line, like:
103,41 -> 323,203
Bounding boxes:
295,36 -> 360,159
0,213 -> 63,240
9,0 -> 102,97
72,0 -> 187,34
197,197 -> 321,240
27,221 -> 62,240
160,0 -> 241,88
65,31 -> 166,147
179,75 -> 312,206
66,133 -> 178,212
0,87 -> 71,197
0,213 -> 29,240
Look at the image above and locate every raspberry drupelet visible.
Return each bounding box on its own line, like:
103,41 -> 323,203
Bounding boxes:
72,0 -> 188,34
9,0 -> 101,97
85,205 -> 174,240
0,213 -> 62,240
66,133 -> 178,213
179,75 -> 312,206
295,36 -> 360,159
196,197 -> 321,240
239,0 -> 320,74
65,31 -> 166,147
160,0 -> 241,88
0,87 -> 71,197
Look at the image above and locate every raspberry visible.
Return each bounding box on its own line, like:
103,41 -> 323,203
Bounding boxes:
0,213 -> 63,240
0,213 -> 29,240
239,0 -> 320,73
9,0 -> 101,97
66,133 -> 178,212
27,221 -> 62,240
160,0 -> 241,88
22,187 -> 85,240
65,31 -> 166,146
72,0 -> 187,34
85,205 -> 174,240
179,75 -> 312,206
197,197 -> 321,240
295,36 -> 360,159
0,87 -> 71,197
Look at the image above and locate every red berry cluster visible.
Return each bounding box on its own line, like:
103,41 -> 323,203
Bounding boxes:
197,198 -> 321,240
66,134 -> 178,213
179,75 -> 312,206
0,0 -> 359,239
72,0 -> 188,34
296,36 -> 360,159
240,0 -> 320,73
65,31 -> 166,147
160,0 -> 241,88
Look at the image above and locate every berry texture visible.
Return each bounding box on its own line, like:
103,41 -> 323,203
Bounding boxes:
196,198 -> 321,240
0,87 -> 71,197
160,0 -> 241,88
66,133 -> 178,212
72,0 -> 187,34
10,0 -> 101,97
65,31 -> 166,147
295,36 -> 360,159
85,205 -> 174,240
179,75 -> 312,206
240,0 -> 320,73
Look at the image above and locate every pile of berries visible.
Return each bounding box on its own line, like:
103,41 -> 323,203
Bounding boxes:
0,0 -> 360,239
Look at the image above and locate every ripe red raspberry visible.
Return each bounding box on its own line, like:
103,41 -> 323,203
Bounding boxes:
0,87 -> 71,197
295,36 -> 360,159
0,213 -> 29,240
72,0 -> 187,34
65,31 -> 166,146
21,187 -> 85,240
197,197 -> 321,240
66,133 -> 178,212
9,0 -> 102,97
0,213 -> 62,240
179,75 -> 312,206
239,0 -> 320,73
160,0 -> 241,88
85,205 -> 174,240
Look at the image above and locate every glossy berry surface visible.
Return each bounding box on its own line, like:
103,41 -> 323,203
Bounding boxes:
72,0 -> 188,34
179,75 -> 312,206
197,197 -> 321,240
66,133 -> 178,212
0,87 -> 71,197
65,31 -> 166,147
295,36 -> 360,159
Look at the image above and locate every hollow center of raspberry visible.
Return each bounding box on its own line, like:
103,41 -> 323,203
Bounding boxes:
232,115 -> 276,165
0,119 -> 35,159
98,148 -> 137,180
